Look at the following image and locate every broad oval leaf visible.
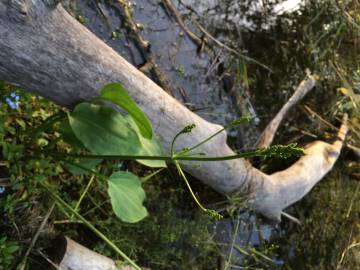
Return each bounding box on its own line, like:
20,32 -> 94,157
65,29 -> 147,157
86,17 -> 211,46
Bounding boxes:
126,116 -> 166,168
108,171 -> 148,223
68,103 -> 142,155
99,83 -> 153,139
59,119 -> 85,150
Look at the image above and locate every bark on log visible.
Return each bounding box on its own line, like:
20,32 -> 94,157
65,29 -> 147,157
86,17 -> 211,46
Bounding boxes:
0,0 -> 347,221
256,70 -> 316,148
59,237 -> 134,270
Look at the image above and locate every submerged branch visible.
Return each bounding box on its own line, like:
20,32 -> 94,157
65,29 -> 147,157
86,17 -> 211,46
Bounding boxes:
115,0 -> 174,94
161,0 -> 203,47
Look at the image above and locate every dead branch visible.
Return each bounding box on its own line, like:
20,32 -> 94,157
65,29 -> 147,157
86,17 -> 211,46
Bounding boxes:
59,237 -> 135,270
19,204 -> 55,270
303,105 -> 360,158
161,0 -> 203,47
256,71 -> 317,148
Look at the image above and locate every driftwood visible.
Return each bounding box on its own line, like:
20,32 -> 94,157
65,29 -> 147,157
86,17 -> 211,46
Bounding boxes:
256,70 -> 317,148
59,237 -> 134,270
0,0 -> 348,221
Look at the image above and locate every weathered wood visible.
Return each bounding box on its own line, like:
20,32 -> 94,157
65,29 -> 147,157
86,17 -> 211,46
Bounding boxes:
256,70 -> 317,148
254,114 -> 348,218
59,237 -> 134,270
0,0 -> 347,221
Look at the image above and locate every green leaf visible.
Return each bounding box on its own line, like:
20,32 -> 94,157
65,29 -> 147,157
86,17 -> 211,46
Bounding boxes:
108,171 -> 148,223
99,83 -> 153,139
65,158 -> 102,175
126,116 -> 166,168
68,103 -> 141,155
59,119 -> 85,150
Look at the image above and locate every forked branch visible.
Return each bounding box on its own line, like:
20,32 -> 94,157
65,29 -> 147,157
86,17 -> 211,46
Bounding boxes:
256,70 -> 317,148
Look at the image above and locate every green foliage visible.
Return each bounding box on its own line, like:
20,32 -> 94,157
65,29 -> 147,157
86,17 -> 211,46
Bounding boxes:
68,103 -> 142,156
107,171 -> 147,223
0,82 -> 60,268
125,115 -> 166,168
99,83 -> 153,139
65,158 -> 102,175
67,83 -> 167,224
256,143 -> 304,159
92,173 -> 220,270
273,167 -> 360,269
0,237 -> 19,270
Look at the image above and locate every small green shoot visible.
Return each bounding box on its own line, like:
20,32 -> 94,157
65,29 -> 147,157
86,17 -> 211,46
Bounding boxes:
175,161 -> 223,220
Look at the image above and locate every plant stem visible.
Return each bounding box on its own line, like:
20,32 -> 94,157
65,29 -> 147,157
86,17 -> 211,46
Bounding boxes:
72,174 -> 95,217
224,214 -> 241,270
45,144 -> 303,162
141,168 -> 165,183
174,161 -> 207,213
182,117 -> 250,155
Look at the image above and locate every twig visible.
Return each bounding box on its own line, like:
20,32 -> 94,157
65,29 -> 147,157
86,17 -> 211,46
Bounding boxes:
336,241 -> 360,270
193,20 -> 272,71
224,215 -> 241,270
205,49 -> 224,78
54,219 -> 84,225
18,203 -> 55,270
161,0 -> 203,47
281,211 -> 301,225
303,105 -> 337,129
115,0 -> 174,94
95,1 -> 111,28
117,0 -> 150,50
158,3 -> 270,72
37,249 -> 60,269
303,105 -> 360,157
178,0 -> 200,16
0,177 -> 10,186
346,182 -> 359,218
72,174 -> 95,217
291,126 -> 318,139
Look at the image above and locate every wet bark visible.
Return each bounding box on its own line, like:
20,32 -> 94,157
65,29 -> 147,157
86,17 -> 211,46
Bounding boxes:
0,0 -> 347,221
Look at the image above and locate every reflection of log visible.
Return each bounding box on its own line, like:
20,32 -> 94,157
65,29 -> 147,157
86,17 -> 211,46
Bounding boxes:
59,237 -> 134,270
0,0 -> 347,221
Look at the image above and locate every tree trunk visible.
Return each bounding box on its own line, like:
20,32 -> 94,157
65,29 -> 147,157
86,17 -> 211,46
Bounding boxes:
0,0 -> 347,221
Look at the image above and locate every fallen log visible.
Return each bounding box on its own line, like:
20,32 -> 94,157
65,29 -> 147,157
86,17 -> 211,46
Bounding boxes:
58,236 -> 134,270
0,0 -> 347,221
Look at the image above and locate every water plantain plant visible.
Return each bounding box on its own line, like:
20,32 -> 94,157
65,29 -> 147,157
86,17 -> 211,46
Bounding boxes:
10,82 -> 303,268
54,83 -> 303,222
